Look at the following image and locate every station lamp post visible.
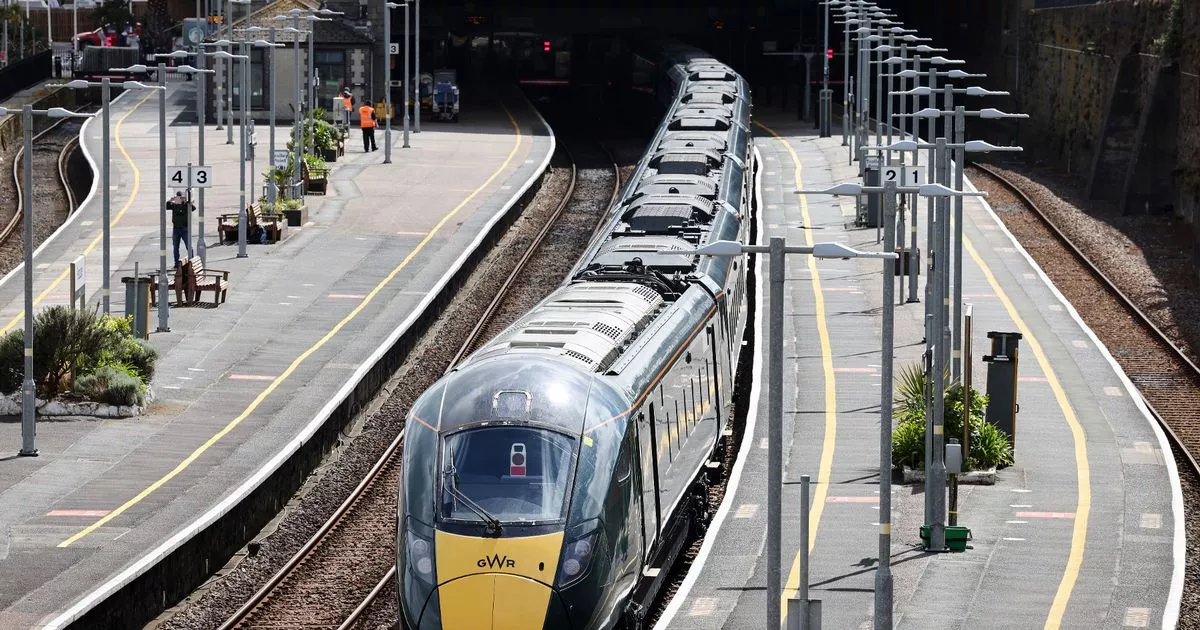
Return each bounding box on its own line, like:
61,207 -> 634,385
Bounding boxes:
107,69 -> 171,331
4,104 -> 95,457
897,107 -> 1028,382
662,237 -> 894,630
798,180 -> 977,630
209,47 -> 251,257
861,138 -> 1021,554
384,1 -> 409,162
244,27 -> 286,207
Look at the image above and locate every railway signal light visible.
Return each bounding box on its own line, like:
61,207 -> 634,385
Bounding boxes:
827,48 -> 834,60
542,40 -> 551,53
510,443 -> 527,477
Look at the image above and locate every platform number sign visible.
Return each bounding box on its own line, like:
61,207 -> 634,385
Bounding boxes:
882,166 -> 924,186
168,165 -> 213,189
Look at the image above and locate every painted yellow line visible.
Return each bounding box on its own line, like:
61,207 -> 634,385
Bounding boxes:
753,121 -> 839,614
963,236 -> 1090,629
59,106 -> 526,547
1,90 -> 156,335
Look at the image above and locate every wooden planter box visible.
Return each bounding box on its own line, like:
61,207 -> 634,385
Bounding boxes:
283,205 -> 309,227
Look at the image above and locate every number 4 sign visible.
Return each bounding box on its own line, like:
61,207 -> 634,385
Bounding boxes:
882,166 -> 924,185
168,165 -> 213,189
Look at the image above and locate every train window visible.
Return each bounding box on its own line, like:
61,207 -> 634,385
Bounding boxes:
439,427 -> 575,525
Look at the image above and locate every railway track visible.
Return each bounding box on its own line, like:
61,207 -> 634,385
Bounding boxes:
6,116 -> 84,248
217,139 -> 620,630
970,164 -> 1200,477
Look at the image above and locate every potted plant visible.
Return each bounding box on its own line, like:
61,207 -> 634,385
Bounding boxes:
261,163 -> 307,227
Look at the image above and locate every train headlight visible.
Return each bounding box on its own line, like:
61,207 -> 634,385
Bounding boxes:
406,530 -> 436,582
556,532 -> 597,588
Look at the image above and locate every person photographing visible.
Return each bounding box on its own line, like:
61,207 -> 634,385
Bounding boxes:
167,191 -> 195,267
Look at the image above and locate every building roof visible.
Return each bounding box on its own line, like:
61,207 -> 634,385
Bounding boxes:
218,0 -> 374,46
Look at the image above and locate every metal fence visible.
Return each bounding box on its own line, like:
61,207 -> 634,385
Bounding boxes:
0,51 -> 52,103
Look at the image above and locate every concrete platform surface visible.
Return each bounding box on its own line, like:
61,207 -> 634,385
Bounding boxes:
657,110 -> 1183,630
0,75 -> 552,627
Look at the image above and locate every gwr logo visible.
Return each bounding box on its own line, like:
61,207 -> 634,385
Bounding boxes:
477,554 -> 517,569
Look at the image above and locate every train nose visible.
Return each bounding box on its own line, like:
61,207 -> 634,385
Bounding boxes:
435,573 -> 559,630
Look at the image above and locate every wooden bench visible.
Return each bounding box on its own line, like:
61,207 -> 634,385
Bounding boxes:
302,160 -> 330,195
183,256 -> 230,306
147,260 -> 190,307
217,205 -> 285,244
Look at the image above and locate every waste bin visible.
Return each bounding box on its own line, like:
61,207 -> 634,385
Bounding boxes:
983,331 -> 1023,447
122,276 -> 152,339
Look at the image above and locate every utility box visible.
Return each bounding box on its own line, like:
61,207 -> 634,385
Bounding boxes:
983,331 -> 1023,447
896,247 -> 920,276
122,276 -> 152,339
861,156 -> 882,227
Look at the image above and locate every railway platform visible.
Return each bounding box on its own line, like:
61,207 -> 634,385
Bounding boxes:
0,74 -> 553,628
657,109 -> 1184,629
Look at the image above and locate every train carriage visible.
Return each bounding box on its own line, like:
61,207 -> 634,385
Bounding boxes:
397,43 -> 754,630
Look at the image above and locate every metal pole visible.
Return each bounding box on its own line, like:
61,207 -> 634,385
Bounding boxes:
18,104 -> 35,457
928,138 -> 949,552
842,14 -> 849,146
383,3 -> 392,163
268,28 -> 277,207
402,2 -> 410,149
101,78 -> 111,314
799,474 -> 811,630
876,180 -> 897,629
157,66 -> 169,332
953,105 -> 966,382
874,32 -> 883,145
767,236 -> 784,630
197,52 -> 207,265
226,0 -> 234,144
237,43 -> 248,257
907,54 -> 921,305
941,88 -> 954,375
292,16 -> 301,196
413,0 -> 420,133
307,24 -> 314,159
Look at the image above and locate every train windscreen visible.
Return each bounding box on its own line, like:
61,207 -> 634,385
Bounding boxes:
439,426 -> 576,525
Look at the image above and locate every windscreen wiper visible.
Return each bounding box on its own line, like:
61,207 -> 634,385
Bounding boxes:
443,462 -> 503,536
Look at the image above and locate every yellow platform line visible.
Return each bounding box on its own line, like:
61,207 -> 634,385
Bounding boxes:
753,121 -> 839,617
1,90 -> 156,335
59,106 -> 526,547
963,236 -> 1090,629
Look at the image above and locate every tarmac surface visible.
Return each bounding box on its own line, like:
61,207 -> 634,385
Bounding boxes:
657,108 -> 1183,630
0,75 -> 552,627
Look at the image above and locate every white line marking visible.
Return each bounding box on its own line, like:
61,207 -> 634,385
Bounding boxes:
1104,386 -> 1123,397
734,504 -> 758,519
1140,513 -> 1162,529
1123,607 -> 1150,628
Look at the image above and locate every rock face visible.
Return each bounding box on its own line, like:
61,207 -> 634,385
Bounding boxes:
0,388 -> 154,419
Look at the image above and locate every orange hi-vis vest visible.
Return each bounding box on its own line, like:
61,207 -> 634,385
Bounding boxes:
359,105 -> 376,128
342,94 -> 353,111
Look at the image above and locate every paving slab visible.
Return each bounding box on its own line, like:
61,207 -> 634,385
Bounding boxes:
657,108 -> 1182,630
0,75 -> 552,627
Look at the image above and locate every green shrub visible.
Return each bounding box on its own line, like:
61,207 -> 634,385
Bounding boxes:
891,419 -> 925,471
0,308 -> 159,401
115,338 -> 158,382
969,420 -> 1014,470
73,364 -> 145,406
0,331 -> 23,394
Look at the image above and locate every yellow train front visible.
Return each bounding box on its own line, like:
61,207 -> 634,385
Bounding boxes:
397,357 -> 640,630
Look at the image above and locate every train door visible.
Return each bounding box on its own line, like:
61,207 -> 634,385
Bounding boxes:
614,429 -> 642,575
637,409 -> 661,550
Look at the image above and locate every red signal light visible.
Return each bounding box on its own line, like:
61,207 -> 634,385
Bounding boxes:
543,40 -> 551,52
510,443 -> 527,477
827,48 -> 834,60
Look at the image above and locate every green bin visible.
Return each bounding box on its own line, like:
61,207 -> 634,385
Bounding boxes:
122,276 -> 152,339
920,525 -> 972,552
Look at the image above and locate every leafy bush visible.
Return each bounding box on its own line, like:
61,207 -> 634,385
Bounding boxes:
0,331 -> 23,394
304,152 -> 327,172
890,373 -> 1012,471
257,196 -> 304,213
74,364 -> 145,406
891,419 -> 925,471
0,307 -> 158,406
116,338 -> 158,382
